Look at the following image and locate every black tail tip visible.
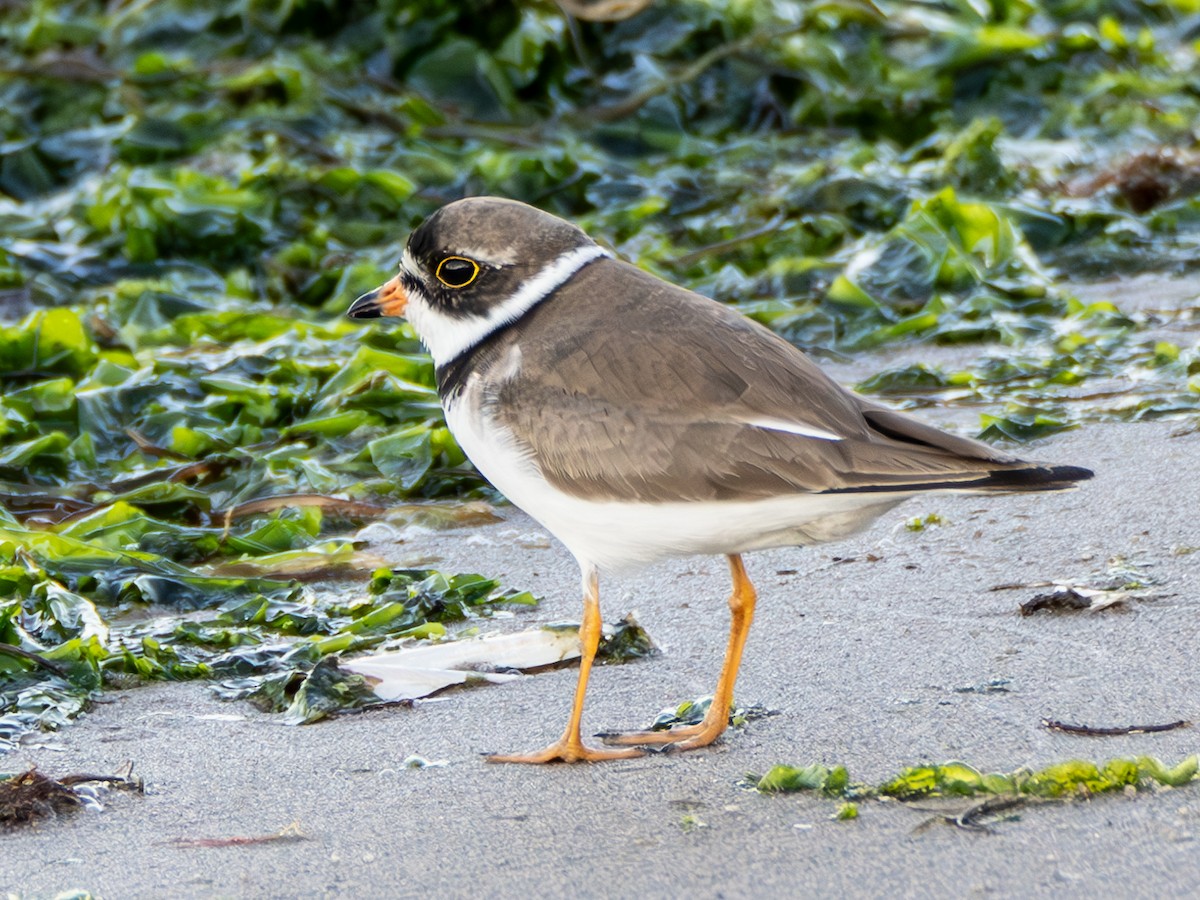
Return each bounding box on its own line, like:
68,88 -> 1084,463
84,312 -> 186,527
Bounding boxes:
1003,462 -> 1093,491
1046,464 -> 1094,483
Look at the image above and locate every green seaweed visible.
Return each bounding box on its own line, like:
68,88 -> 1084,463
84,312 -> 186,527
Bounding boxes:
0,560 -> 537,747
753,755 -> 1200,814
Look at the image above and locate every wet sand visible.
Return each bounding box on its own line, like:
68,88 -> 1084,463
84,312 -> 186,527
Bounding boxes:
3,420 -> 1198,898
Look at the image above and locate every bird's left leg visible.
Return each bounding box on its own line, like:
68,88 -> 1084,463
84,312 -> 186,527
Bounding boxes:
486,565 -> 645,764
600,554 -> 757,750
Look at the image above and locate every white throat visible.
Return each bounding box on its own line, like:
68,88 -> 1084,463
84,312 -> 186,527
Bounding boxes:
404,244 -> 611,369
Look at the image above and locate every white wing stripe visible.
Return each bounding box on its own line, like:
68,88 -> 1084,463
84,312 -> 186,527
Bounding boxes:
743,417 -> 843,442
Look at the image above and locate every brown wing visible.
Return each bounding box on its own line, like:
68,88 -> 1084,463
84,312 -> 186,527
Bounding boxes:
488,259 -> 1090,503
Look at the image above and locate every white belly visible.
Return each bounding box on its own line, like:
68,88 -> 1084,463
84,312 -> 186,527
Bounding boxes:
445,392 -> 908,573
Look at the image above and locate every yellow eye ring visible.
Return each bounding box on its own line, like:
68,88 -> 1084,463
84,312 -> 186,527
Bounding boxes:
435,256 -> 480,289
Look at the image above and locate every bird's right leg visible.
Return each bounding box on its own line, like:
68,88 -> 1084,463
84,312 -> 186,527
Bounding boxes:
600,554 -> 757,750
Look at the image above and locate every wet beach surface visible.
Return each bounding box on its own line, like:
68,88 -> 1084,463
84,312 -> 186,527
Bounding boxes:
3,420 -> 1198,899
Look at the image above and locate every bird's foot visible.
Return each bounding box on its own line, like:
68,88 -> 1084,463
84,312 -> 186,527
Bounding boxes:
484,738 -> 645,764
597,719 -> 725,752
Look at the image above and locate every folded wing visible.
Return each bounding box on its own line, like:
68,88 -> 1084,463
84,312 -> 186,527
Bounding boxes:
490,259 -> 1092,504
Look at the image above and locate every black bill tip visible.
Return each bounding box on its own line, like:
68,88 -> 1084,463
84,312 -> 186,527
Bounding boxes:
347,289 -> 382,319
347,274 -> 408,319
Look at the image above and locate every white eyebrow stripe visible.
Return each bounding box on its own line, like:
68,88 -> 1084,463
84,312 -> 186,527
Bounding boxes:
742,416 -> 844,442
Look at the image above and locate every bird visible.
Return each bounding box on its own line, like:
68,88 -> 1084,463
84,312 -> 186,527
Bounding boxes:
348,197 -> 1093,764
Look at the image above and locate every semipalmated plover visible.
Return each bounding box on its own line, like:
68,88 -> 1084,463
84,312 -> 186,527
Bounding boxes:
349,197 -> 1092,764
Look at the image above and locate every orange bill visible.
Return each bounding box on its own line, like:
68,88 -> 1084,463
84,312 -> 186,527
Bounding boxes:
347,273 -> 408,319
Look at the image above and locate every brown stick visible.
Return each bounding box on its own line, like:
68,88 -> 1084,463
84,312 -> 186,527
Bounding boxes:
1042,718 -> 1192,736
0,645 -> 69,677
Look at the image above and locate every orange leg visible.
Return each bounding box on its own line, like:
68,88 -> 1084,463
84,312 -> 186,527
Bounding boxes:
601,554 -> 757,751
485,565 -> 645,764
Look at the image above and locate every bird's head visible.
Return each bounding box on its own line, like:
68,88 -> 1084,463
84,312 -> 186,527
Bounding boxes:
347,197 -> 608,366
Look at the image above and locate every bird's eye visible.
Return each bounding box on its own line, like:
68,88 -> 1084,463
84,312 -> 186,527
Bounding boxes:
435,256 -> 480,288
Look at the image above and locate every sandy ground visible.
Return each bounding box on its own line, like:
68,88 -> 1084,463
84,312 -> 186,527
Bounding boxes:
1,419 -> 1198,899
